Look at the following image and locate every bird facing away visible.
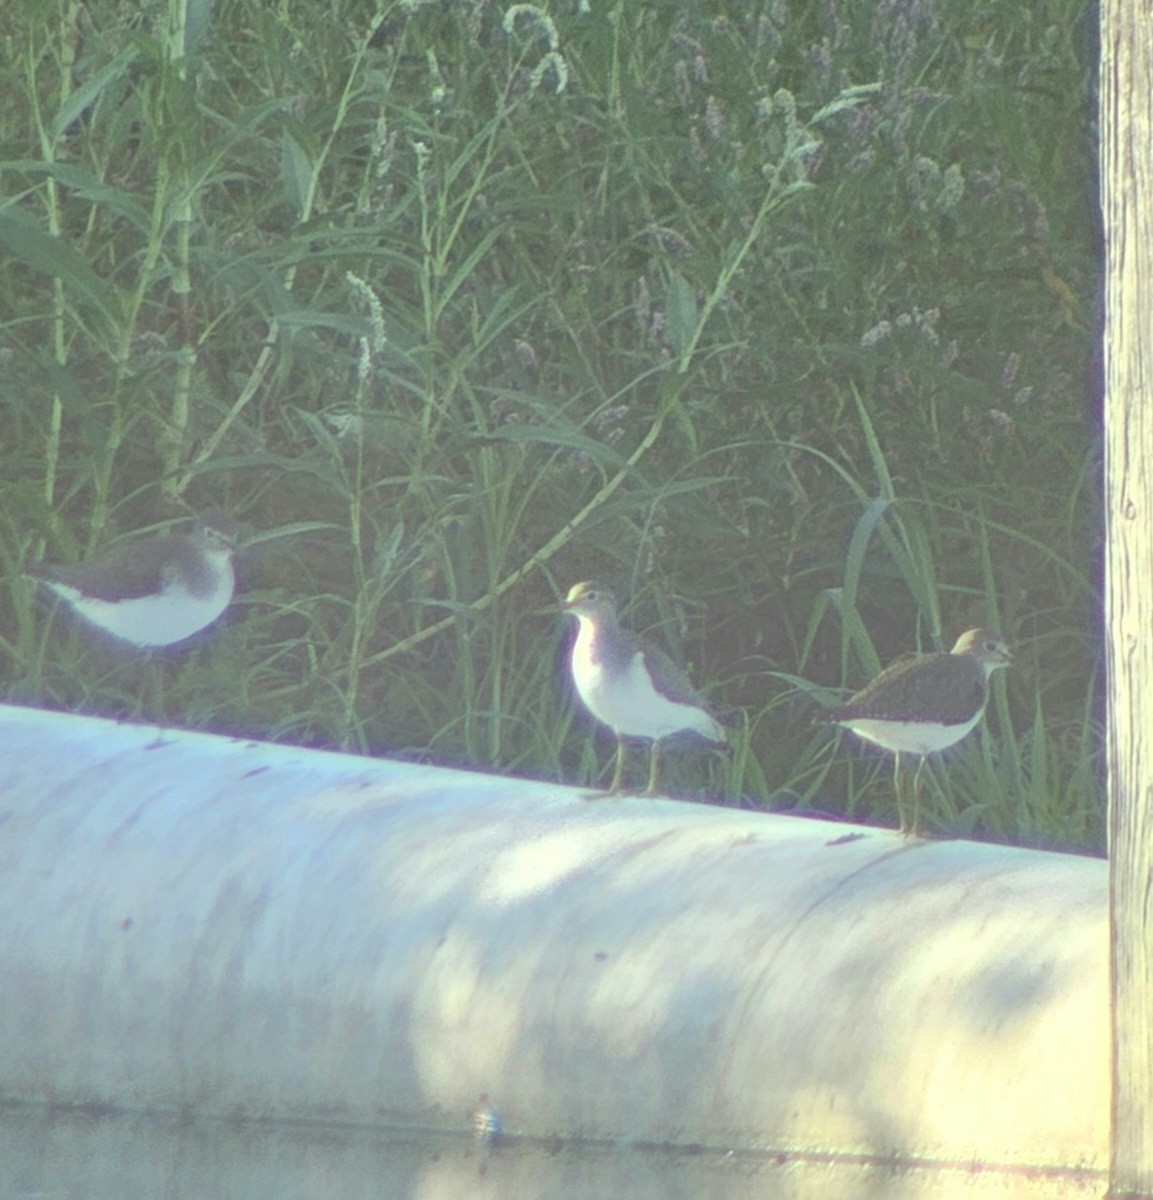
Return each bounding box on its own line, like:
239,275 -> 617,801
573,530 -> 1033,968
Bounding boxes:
562,581 -> 726,795
828,628 -> 1011,837
28,511 -> 238,648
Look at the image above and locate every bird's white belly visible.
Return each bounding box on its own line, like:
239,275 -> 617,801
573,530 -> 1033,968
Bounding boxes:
48,570 -> 234,647
574,646 -> 716,741
843,710 -> 983,756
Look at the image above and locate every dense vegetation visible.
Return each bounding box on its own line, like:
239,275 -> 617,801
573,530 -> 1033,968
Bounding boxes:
0,0 -> 1099,848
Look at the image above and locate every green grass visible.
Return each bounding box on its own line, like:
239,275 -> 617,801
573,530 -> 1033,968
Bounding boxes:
0,0 -> 1100,849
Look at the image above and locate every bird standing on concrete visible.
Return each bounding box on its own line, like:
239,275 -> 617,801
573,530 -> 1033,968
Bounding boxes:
827,628 -> 1012,836
28,510 -> 239,648
562,581 -> 726,795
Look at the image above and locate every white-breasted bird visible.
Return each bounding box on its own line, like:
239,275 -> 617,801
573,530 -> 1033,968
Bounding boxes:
562,581 -> 726,795
28,510 -> 239,648
827,628 -> 1012,836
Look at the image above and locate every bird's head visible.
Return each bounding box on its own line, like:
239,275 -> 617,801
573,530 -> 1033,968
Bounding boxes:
562,581 -> 620,622
952,628 -> 1012,670
194,510 -> 239,554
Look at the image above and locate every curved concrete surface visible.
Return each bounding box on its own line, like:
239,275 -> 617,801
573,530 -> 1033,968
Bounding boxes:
0,704 -> 1108,1172
0,1108 -> 1106,1200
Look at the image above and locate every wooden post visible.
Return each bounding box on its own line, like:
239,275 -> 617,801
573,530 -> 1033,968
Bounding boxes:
1103,1 -> 1153,1195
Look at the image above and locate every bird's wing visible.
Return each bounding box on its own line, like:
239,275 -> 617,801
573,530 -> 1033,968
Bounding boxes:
837,655 -> 987,725
640,640 -> 709,708
31,537 -> 186,601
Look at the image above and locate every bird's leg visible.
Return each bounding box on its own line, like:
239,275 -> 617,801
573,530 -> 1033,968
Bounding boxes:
909,755 -> 928,840
608,734 -> 628,793
644,739 -> 663,796
893,751 -> 905,834
143,652 -> 168,722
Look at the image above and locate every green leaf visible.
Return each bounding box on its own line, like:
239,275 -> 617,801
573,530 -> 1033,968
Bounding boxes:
4,161 -> 150,228
665,271 -> 698,358
0,206 -> 118,326
49,48 -> 139,141
280,130 -> 314,220
185,0 -> 217,54
810,83 -> 883,125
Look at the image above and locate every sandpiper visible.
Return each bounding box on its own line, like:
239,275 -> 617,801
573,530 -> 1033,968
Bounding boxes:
562,581 -> 726,795
828,628 -> 1011,836
29,510 -> 239,648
